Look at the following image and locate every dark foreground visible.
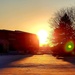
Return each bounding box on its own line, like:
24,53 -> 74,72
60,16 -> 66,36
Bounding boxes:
0,54 -> 75,75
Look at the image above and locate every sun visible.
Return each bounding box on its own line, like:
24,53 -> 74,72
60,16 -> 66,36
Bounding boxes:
37,30 -> 48,46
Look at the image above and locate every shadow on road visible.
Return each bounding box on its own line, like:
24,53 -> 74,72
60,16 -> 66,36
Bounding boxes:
56,56 -> 75,65
0,54 -> 33,69
62,56 -> 75,65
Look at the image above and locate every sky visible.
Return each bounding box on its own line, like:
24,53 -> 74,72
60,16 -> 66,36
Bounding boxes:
0,0 -> 75,34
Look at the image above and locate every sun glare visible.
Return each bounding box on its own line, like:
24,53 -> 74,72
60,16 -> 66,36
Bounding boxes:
37,30 -> 48,46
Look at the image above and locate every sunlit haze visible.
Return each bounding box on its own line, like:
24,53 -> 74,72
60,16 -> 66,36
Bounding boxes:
0,0 -> 75,34
37,30 -> 49,46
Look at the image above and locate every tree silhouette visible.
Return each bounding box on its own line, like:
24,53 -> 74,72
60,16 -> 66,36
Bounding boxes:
49,7 -> 75,56
50,7 -> 75,46
53,13 -> 74,45
50,7 -> 75,29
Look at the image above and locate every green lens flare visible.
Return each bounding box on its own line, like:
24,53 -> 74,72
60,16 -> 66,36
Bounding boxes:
65,41 -> 74,52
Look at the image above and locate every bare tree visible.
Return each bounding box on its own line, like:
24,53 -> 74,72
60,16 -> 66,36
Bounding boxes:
53,13 -> 73,45
49,7 -> 75,46
48,7 -> 75,56
50,7 -> 75,29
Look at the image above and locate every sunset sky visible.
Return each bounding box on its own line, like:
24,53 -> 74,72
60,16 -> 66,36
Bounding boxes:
0,0 -> 75,34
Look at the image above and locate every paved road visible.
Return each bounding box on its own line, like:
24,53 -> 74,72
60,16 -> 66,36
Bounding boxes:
0,54 -> 75,75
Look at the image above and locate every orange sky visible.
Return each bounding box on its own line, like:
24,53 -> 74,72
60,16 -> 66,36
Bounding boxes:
0,0 -> 75,34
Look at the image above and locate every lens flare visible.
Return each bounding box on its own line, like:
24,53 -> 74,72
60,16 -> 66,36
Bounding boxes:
68,45 -> 72,48
65,41 -> 74,52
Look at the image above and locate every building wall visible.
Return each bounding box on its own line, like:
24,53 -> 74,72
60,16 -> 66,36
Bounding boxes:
0,30 -> 39,54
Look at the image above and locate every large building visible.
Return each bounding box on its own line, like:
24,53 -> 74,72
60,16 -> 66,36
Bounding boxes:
0,30 -> 39,54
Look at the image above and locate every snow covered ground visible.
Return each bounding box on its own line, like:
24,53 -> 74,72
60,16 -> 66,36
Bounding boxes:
0,54 -> 75,75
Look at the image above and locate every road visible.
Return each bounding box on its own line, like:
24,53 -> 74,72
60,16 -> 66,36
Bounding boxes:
0,54 -> 75,75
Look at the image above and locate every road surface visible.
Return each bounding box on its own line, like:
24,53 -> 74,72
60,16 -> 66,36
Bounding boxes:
0,54 -> 75,75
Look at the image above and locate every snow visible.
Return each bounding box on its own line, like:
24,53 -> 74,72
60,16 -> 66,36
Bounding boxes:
0,54 -> 75,75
